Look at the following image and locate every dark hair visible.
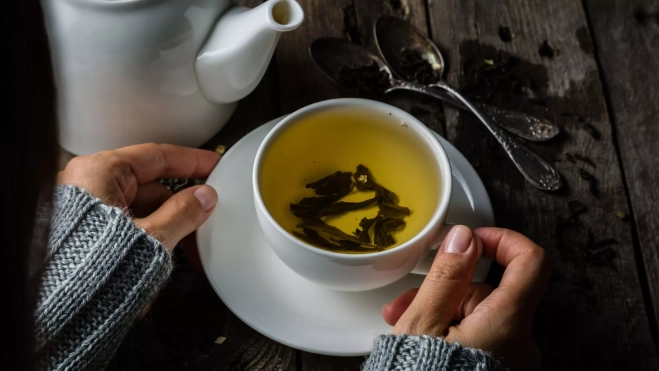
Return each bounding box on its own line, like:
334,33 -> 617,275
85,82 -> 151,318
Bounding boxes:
1,0 -> 58,369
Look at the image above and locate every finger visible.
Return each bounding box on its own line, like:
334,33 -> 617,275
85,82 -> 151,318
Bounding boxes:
382,288 -> 419,326
134,185 -> 217,251
473,227 -> 552,317
384,282 -> 494,326
111,143 -> 221,184
454,282 -> 494,321
130,182 -> 173,218
393,225 -> 482,336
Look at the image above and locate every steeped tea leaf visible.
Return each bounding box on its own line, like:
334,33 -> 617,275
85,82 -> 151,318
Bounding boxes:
354,165 -> 377,191
291,165 -> 411,251
306,171 -> 353,196
378,202 -> 411,219
299,219 -> 360,243
317,196 -> 378,218
376,187 -> 399,205
290,195 -> 338,219
354,216 -> 378,243
373,217 -> 406,247
293,229 -> 342,250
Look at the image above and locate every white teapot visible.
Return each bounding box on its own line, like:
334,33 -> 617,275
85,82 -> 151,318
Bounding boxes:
43,0 -> 304,155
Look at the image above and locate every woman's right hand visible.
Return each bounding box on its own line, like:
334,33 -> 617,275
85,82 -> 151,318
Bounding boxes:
382,226 -> 551,370
58,143 -> 220,252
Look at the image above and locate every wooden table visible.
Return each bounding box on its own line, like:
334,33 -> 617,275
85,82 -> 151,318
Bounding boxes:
105,0 -> 659,370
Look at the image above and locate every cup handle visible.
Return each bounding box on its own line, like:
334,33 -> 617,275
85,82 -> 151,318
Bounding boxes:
410,224 -> 454,275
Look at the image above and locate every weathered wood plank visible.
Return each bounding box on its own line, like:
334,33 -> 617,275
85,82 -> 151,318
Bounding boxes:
583,0 -> 659,330
300,354 -> 365,371
427,0 -> 659,369
110,259 -> 297,371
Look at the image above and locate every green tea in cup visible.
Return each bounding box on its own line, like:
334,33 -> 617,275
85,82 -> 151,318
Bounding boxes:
259,106 -> 442,254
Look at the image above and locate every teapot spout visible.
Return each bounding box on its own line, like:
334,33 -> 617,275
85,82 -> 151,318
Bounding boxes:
195,0 -> 304,104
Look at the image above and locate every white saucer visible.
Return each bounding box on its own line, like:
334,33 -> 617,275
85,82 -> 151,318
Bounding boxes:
197,117 -> 495,356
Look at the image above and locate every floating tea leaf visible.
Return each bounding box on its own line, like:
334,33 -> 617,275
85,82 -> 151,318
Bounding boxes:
291,165 -> 411,251
290,195 -> 339,219
317,196 -> 378,218
354,164 -> 377,191
293,229 -> 342,250
354,165 -> 399,204
373,217 -> 406,247
298,219 -> 361,243
306,171 -> 353,196
378,202 -> 411,219
354,217 -> 378,243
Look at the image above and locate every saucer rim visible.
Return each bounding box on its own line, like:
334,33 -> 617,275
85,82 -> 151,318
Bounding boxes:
197,115 -> 494,356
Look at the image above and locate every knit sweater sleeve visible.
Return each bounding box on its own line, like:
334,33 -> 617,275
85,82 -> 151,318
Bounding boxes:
35,185 -> 173,371
363,334 -> 507,371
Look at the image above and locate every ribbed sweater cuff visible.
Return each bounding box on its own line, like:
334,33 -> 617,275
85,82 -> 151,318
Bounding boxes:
363,334 -> 505,371
36,185 -> 173,370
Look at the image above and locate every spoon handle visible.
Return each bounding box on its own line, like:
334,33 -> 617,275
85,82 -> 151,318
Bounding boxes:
475,104 -> 560,142
425,85 -> 560,142
391,82 -> 563,191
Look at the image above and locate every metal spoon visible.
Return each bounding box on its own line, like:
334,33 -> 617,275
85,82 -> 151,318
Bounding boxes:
374,15 -> 560,142
309,37 -> 563,191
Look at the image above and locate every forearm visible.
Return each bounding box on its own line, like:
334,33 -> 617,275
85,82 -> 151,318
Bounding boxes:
35,185 -> 173,370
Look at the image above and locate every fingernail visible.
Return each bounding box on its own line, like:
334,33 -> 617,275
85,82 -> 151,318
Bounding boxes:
194,185 -> 217,212
444,225 -> 472,254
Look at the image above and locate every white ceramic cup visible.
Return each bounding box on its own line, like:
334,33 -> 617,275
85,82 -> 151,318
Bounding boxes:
253,99 -> 453,291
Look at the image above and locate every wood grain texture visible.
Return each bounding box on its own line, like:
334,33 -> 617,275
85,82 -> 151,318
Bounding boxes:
427,0 -> 659,369
583,0 -> 659,328
110,257 -> 297,371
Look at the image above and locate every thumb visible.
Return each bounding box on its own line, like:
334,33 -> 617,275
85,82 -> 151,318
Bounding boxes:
134,185 -> 217,251
393,225 -> 482,336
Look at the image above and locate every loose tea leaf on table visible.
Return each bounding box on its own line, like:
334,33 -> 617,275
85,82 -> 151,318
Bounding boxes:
396,47 -> 442,85
336,62 -> 392,95
290,165 -> 411,251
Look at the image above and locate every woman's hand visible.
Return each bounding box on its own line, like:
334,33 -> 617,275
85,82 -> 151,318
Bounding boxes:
382,226 -> 551,370
58,143 -> 221,252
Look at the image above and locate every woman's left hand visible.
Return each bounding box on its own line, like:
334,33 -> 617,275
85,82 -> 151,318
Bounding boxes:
58,143 -> 221,251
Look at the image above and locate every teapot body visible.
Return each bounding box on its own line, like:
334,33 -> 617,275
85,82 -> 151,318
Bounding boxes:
44,0 -> 237,154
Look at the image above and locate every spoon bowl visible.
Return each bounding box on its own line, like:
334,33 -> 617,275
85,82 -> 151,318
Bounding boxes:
310,37 -> 393,93
374,15 -> 445,83
309,36 -> 563,191
374,15 -> 561,142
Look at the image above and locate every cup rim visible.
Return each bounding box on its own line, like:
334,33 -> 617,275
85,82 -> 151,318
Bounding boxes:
253,98 -> 452,260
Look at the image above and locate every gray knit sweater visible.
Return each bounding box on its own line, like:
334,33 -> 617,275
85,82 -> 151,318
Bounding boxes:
36,185 -> 504,371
